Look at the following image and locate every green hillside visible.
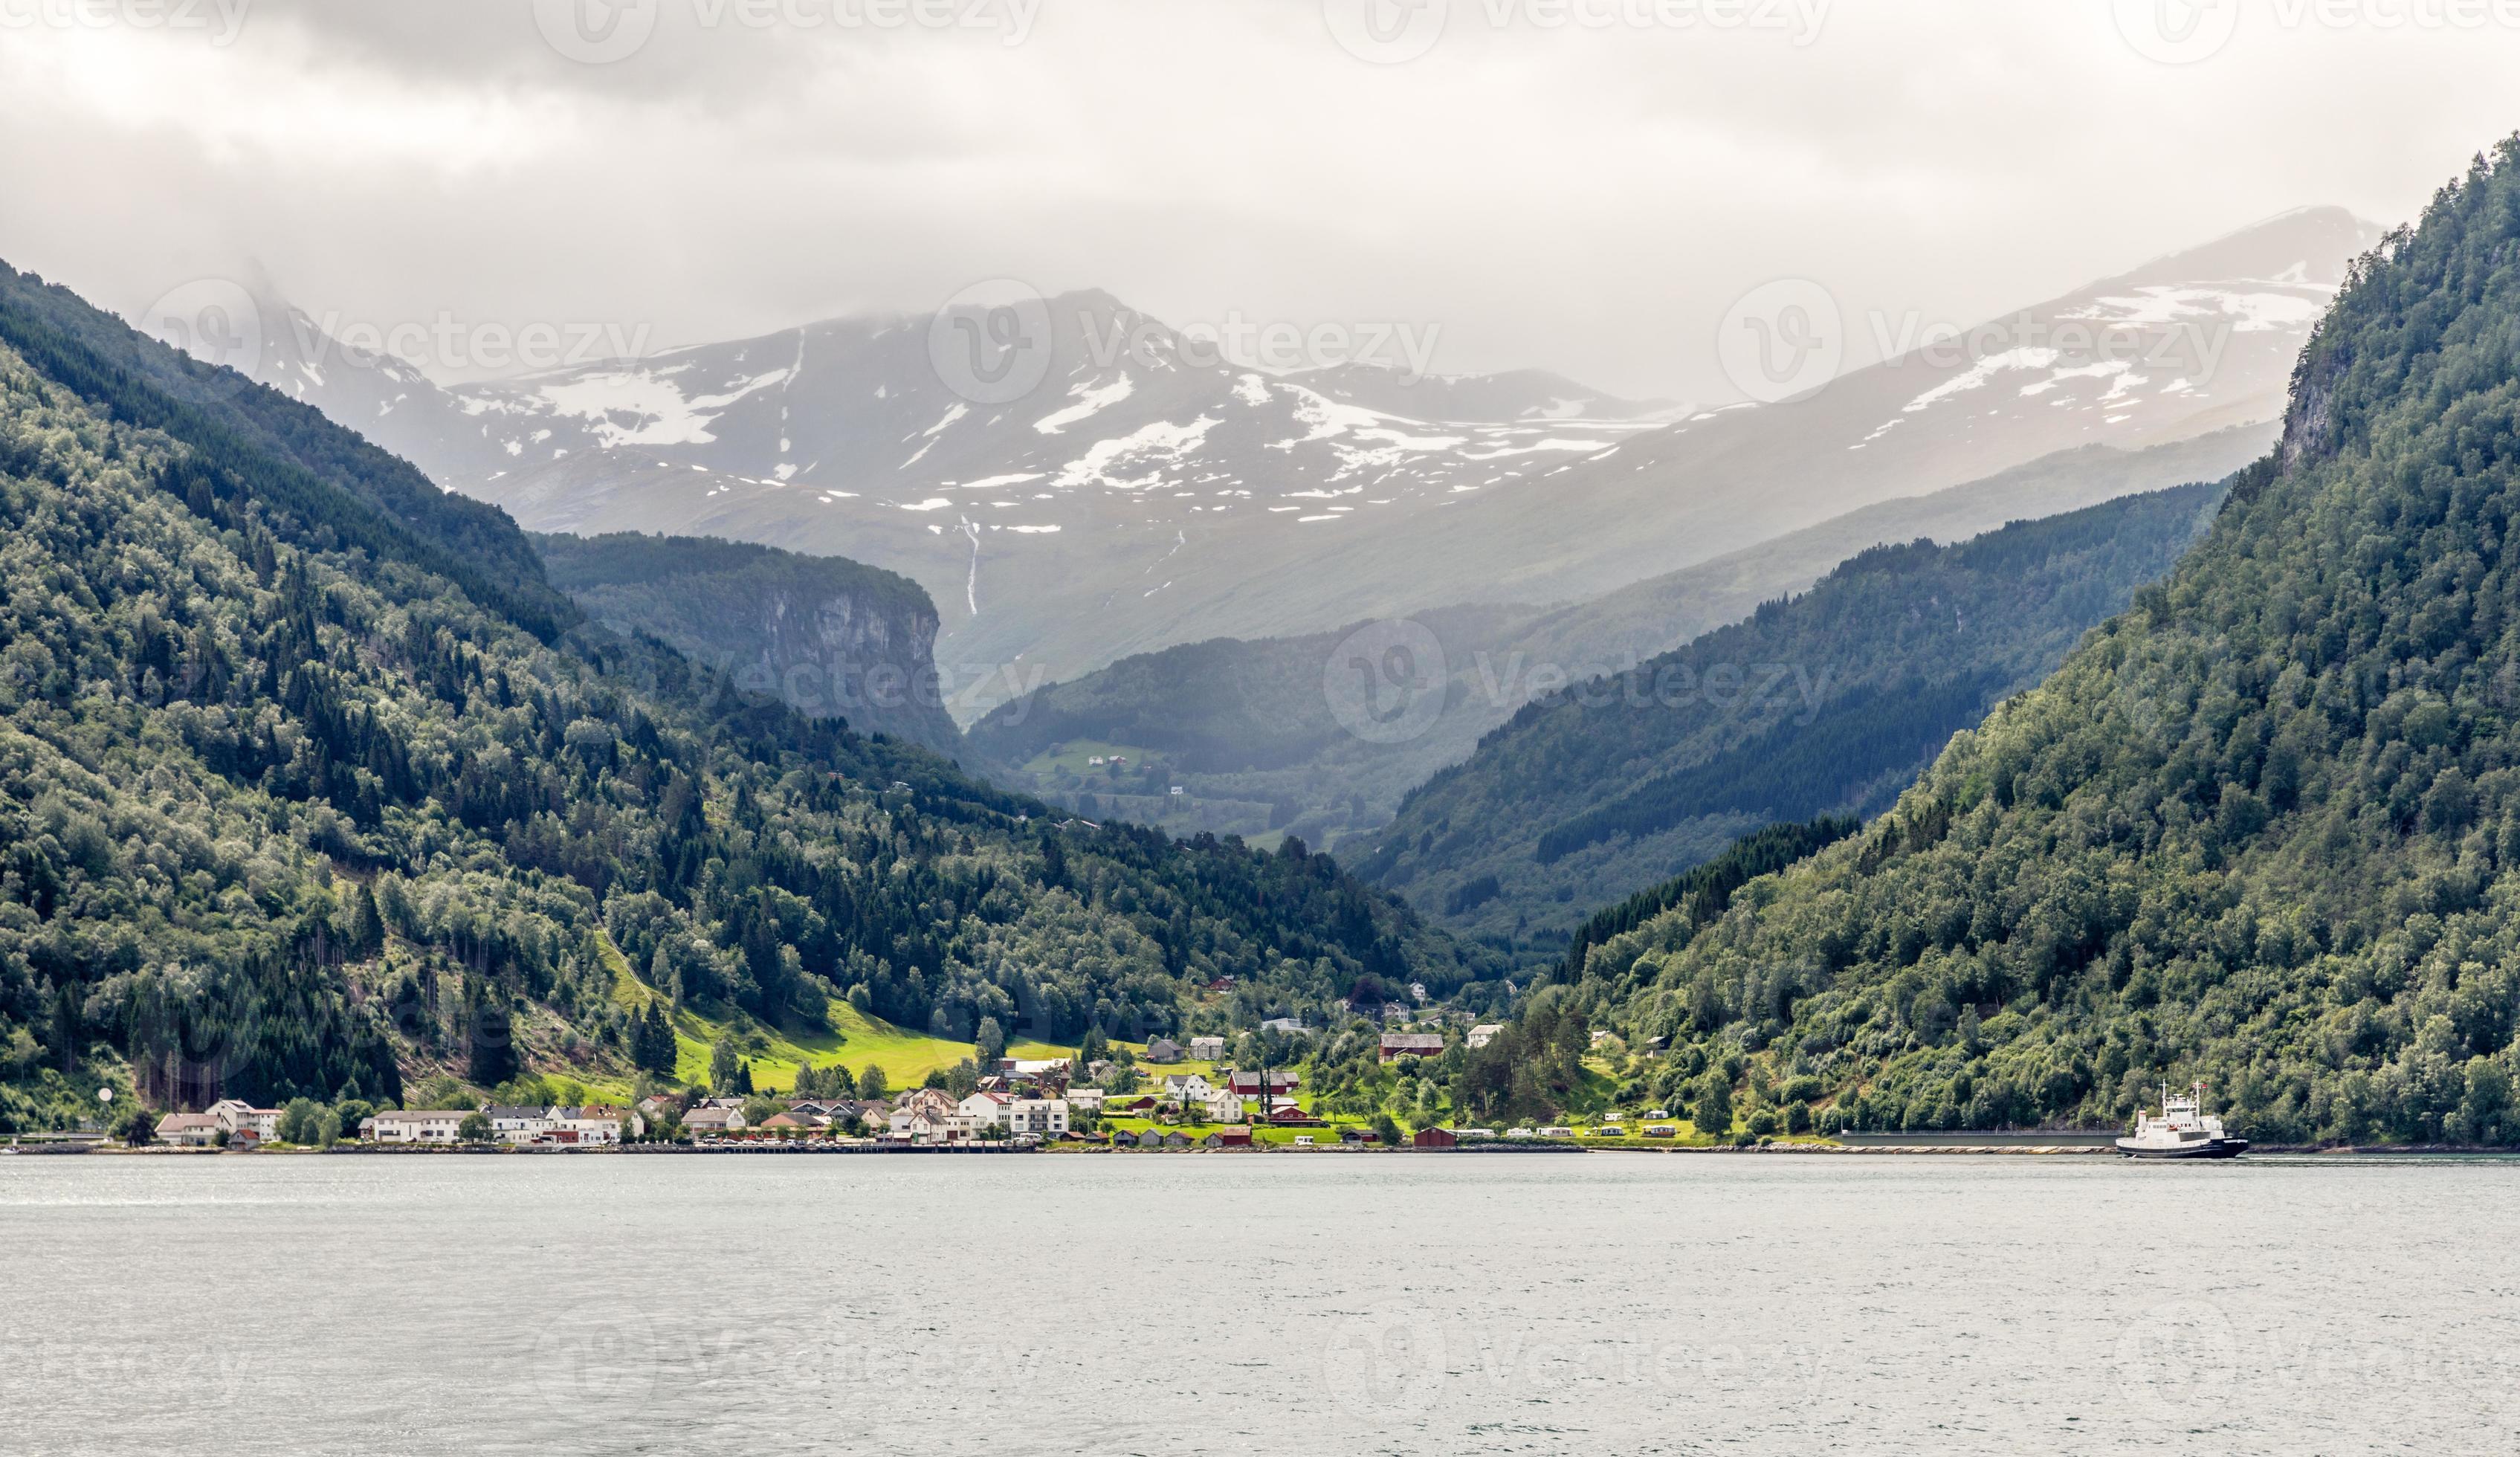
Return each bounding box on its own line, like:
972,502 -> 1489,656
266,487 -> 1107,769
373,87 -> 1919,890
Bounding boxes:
1357,481 -> 2229,956
1549,143 -> 2520,1147
0,259 -> 1474,1133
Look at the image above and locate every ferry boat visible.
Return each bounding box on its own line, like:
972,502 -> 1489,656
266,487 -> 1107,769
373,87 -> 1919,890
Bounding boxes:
2117,1082 -> 2248,1159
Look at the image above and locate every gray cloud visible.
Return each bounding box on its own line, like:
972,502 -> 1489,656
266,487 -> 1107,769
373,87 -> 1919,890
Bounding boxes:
0,0 -> 2511,400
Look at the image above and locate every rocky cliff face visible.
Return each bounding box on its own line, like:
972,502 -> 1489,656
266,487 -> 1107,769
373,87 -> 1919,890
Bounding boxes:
533,532 -> 966,757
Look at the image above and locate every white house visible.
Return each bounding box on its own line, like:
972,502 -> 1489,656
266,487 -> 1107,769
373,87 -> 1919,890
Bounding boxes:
959,1091 -> 1013,1130
370,1109 -> 471,1143
1468,1024 -> 1505,1050
554,1106 -> 639,1145
484,1105 -> 555,1144
1064,1087 -> 1105,1111
1189,1036 -> 1227,1061
891,1088 -> 974,1143
893,1107 -> 967,1143
682,1106 -> 747,1137
1005,1098 -> 1069,1136
154,1112 -> 222,1146
206,1099 -> 280,1142
1161,1073 -> 1213,1105
1204,1089 -> 1246,1124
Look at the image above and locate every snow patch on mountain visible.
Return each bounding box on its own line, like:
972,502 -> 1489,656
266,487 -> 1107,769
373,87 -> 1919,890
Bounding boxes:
524,365 -> 790,447
2064,285 -> 2326,333
1034,373 -> 1135,434
1054,416 -> 1219,491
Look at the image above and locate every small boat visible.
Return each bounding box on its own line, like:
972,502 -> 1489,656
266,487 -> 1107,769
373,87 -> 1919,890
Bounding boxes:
2117,1082 -> 2247,1159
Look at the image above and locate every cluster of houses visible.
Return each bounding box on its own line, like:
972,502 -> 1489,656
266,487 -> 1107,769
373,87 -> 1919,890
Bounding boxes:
396,1105 -> 641,1146
150,1030 -> 1498,1151
1090,1067 -> 1313,1126
151,1099 -> 644,1147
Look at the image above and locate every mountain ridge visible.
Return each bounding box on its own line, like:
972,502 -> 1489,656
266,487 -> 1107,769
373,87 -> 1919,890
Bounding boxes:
1545,147 -> 2520,1146
222,212 -> 2363,714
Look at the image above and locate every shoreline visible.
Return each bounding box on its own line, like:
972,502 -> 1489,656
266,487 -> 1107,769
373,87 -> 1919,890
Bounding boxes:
26,1140 -> 2520,1158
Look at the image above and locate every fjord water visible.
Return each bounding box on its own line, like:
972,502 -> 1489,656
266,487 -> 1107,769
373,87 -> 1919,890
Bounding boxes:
4,1154 -> 2513,1456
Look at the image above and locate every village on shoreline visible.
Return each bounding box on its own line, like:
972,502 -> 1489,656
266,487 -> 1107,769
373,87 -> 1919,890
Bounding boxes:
2,1024 -> 2096,1157
103,1029 -> 1622,1154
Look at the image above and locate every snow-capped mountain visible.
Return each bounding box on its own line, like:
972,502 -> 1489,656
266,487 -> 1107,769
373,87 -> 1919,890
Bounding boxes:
1256,206 -> 2383,624
241,207 -> 2372,720
243,288 -> 1676,710
438,290 -> 1679,545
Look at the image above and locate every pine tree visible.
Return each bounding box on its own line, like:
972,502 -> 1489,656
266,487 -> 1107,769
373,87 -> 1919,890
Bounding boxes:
346,883 -> 384,960
1693,1075 -> 1732,1140
465,986 -> 518,1088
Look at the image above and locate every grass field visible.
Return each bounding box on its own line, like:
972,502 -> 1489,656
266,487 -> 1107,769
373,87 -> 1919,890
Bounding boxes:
1016,739 -> 1168,779
581,931 -> 1154,1099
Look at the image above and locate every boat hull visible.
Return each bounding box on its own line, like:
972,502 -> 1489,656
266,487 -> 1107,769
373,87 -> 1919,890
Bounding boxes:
2116,1137 -> 2248,1159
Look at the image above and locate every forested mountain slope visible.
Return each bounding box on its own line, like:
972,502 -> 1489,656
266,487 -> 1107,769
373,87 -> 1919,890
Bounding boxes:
532,531 -> 966,758
1358,482 -> 2229,954
0,262 -> 1473,1131
1563,146 -> 2520,1146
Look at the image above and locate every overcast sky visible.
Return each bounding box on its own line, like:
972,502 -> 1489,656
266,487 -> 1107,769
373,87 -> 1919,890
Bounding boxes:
2,0 -> 2516,401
